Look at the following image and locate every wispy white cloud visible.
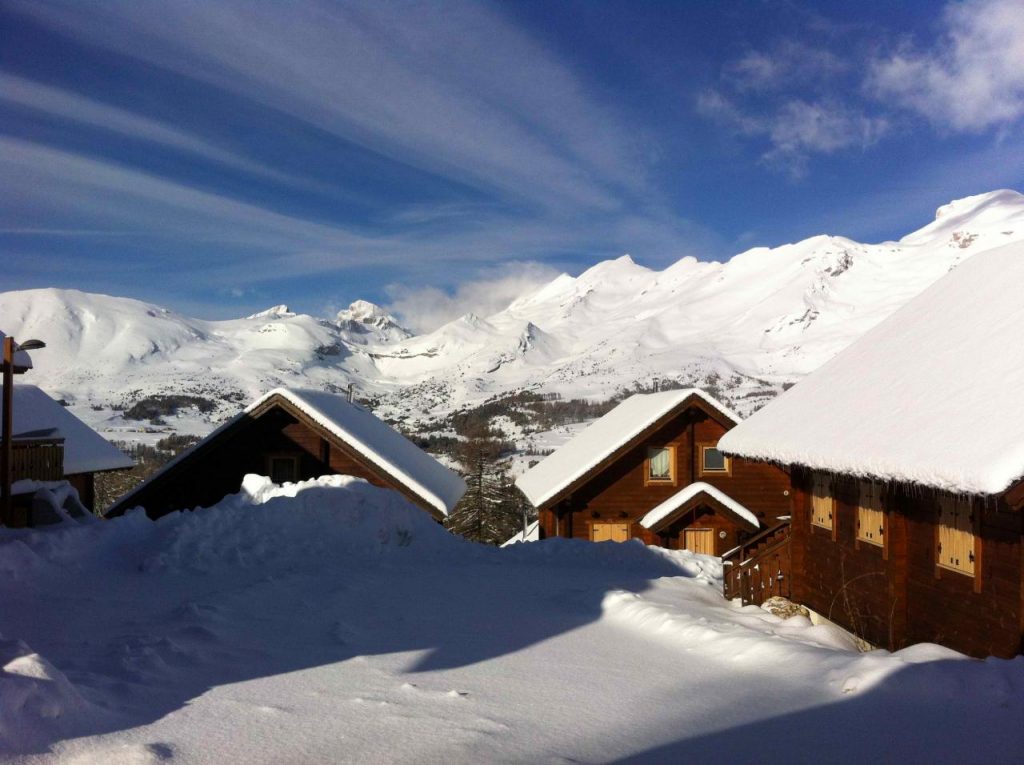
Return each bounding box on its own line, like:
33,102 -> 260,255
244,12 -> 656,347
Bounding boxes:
867,0 -> 1024,132
384,262 -> 561,333
698,91 -> 887,177
724,41 -> 847,92
12,0 -> 650,215
0,73 -> 314,188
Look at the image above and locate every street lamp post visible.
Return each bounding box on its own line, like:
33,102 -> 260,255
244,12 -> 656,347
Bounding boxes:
1,336 -> 46,525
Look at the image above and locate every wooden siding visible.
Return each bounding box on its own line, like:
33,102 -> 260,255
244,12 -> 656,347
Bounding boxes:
791,468 -> 1023,658
537,407 -> 791,553
108,401 -> 437,520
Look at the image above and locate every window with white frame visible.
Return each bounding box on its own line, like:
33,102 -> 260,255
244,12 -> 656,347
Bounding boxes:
646,446 -> 675,483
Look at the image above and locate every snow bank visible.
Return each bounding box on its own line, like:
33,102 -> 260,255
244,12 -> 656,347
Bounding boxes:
720,241 -> 1024,495
0,636 -> 96,752
0,474 -> 1021,763
137,474 -> 465,574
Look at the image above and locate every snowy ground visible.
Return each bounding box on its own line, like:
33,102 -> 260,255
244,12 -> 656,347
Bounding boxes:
1,477 -> 1021,764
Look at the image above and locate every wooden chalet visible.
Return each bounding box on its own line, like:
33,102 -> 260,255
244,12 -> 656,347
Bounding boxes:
106,388 -> 466,521
2,385 -> 133,520
515,389 -> 791,555
720,241 -> 1024,658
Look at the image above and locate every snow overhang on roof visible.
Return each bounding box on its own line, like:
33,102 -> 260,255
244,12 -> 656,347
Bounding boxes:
719,240 -> 1024,497
252,389 -> 466,517
639,482 -> 759,531
1,386 -> 133,474
515,389 -> 741,509
0,330 -> 33,372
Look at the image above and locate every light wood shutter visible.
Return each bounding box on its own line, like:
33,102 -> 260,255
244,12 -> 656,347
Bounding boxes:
856,481 -> 884,546
937,496 -> 976,576
810,473 -> 834,530
592,522 -> 630,543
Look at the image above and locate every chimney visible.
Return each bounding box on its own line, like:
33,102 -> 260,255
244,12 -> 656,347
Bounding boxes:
347,384 -> 355,403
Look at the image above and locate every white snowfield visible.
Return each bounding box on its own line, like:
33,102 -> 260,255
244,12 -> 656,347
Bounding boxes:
5,190 -> 1024,440
720,240 -> 1024,495
0,476 -> 1020,763
0,385 -> 132,475
116,388 -> 466,517
516,389 -> 740,508
639,481 -> 759,530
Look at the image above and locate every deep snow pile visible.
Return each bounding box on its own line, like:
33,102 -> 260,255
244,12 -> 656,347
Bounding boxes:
1,477 -> 1021,763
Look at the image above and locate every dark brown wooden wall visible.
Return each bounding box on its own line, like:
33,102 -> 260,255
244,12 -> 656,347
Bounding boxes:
791,468 -> 1023,658
115,408 -> 391,519
66,473 -> 95,511
539,407 -> 791,547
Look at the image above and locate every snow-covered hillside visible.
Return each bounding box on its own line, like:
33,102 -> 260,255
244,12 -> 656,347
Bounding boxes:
2,476 -> 1021,762
3,189 -> 1023,442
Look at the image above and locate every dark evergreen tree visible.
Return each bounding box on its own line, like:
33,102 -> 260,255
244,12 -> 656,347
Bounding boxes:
447,427 -> 526,544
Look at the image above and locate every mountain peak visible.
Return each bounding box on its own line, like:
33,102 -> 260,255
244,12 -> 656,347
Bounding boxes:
337,300 -> 389,322
246,304 -> 294,320
934,189 -> 1023,221
335,300 -> 410,344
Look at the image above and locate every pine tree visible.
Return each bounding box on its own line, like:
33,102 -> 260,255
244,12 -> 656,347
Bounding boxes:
447,427 -> 526,544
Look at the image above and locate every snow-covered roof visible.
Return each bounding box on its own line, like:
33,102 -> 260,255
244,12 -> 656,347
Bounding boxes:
0,330 -> 33,371
516,389 -> 741,508
114,388 -> 466,517
257,389 -> 466,516
719,241 -> 1024,496
639,482 -> 759,531
1,385 -> 133,474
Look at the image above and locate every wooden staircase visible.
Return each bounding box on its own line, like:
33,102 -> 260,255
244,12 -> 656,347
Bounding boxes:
722,519 -> 792,606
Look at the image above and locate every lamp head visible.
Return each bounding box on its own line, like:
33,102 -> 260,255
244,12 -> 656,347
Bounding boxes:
17,339 -> 45,351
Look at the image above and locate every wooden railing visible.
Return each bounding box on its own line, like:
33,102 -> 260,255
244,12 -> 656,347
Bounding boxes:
10,438 -> 65,482
723,520 -> 792,606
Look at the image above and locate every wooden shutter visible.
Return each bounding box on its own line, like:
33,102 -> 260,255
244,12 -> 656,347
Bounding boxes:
937,496 -> 976,576
856,481 -> 884,546
592,523 -> 630,543
810,473 -> 834,530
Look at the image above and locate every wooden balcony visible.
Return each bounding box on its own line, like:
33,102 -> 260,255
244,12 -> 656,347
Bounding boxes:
9,435 -> 65,483
722,519 -> 792,606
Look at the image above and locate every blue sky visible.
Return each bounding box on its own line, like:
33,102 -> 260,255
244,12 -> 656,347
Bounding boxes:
2,0 -> 1023,328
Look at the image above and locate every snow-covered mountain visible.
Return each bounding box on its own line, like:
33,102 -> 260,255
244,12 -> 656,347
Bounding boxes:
3,190 -> 1023,441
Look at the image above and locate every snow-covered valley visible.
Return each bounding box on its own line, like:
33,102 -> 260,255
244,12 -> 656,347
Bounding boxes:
3,190 -> 1024,447
2,476 -> 1021,764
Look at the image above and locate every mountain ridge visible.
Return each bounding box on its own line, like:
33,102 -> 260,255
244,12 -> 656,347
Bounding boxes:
2,189 -> 1022,442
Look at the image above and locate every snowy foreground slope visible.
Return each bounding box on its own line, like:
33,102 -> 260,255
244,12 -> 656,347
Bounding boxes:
2,478 -> 1021,764
3,190 -> 1024,440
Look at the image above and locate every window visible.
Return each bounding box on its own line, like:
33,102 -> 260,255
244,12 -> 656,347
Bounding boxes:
856,481 -> 884,546
937,496 -> 976,577
646,446 -> 676,484
700,445 -> 730,475
810,473 -> 834,531
268,455 -> 299,484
